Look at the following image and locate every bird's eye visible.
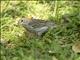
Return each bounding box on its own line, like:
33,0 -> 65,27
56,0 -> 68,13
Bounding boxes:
21,20 -> 23,22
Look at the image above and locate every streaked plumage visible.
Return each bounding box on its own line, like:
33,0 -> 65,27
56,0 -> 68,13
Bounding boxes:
18,17 -> 56,37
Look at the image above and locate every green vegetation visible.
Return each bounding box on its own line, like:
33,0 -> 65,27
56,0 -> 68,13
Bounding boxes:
1,1 -> 80,60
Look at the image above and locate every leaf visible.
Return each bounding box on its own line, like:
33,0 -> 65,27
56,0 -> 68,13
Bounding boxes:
52,56 -> 58,60
72,41 -> 80,53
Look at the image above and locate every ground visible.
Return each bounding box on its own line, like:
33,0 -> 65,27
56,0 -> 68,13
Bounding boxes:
1,1 -> 80,60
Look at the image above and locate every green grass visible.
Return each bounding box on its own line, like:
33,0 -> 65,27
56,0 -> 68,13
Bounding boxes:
1,1 -> 80,60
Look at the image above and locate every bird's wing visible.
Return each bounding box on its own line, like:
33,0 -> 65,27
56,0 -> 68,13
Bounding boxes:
28,19 -> 46,28
24,24 -> 48,36
34,26 -> 48,36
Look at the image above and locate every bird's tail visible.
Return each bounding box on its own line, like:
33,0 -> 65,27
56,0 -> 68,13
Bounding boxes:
46,21 -> 57,29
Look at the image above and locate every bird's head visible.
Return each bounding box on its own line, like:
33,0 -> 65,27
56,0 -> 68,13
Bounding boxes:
18,16 -> 33,26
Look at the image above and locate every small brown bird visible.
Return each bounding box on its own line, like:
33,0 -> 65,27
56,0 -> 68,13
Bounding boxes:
18,17 -> 56,37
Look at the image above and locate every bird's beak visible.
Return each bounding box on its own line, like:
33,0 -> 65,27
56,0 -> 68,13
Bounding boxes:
15,17 -> 21,26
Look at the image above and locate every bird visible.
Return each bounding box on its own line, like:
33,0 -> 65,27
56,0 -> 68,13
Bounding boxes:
18,16 -> 56,37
